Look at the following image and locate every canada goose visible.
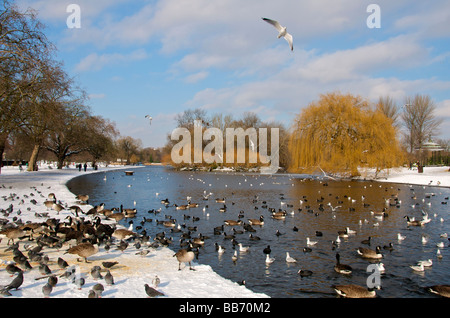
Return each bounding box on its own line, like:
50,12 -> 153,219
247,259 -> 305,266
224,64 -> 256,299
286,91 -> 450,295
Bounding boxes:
219,205 -> 227,212
173,247 -> 195,270
332,284 -> 378,298
223,232 -> 235,240
248,215 -> 264,226
174,204 -> 189,210
216,198 -> 226,203
361,236 -> 372,245
357,246 -> 383,259
404,216 -> 424,226
286,252 -> 297,263
192,236 -> 205,246
383,243 -> 394,251
224,220 -> 242,226
0,228 -> 27,245
163,219 -> 176,227
271,211 -> 286,220
123,208 -> 137,217
44,200 -> 55,209
188,202 -> 199,208
108,213 -> 125,222
75,194 -> 89,203
112,228 -> 136,241
427,285 -> 450,298
52,203 -> 64,214
65,242 -> 99,263
334,253 -> 352,274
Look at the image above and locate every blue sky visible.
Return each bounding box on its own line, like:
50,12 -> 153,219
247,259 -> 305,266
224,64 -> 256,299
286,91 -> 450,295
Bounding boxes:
17,0 -> 450,148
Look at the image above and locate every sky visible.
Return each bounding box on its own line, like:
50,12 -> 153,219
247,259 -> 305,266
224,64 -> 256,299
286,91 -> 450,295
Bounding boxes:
16,0 -> 450,148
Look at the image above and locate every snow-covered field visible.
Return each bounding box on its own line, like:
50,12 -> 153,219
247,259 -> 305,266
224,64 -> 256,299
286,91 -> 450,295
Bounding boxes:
0,164 -> 268,298
360,166 -> 450,187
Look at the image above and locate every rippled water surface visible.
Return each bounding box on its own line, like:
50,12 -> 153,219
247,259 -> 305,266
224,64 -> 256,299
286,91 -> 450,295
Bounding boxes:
67,166 -> 450,298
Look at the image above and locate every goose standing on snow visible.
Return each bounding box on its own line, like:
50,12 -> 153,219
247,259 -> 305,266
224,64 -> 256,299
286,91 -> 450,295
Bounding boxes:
174,247 -> 195,271
262,18 -> 294,51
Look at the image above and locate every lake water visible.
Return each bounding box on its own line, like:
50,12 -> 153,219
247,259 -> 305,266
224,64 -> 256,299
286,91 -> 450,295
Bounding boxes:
67,166 -> 450,298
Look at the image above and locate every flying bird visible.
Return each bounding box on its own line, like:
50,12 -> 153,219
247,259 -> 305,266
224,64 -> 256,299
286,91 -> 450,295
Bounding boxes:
145,115 -> 152,125
262,17 -> 293,51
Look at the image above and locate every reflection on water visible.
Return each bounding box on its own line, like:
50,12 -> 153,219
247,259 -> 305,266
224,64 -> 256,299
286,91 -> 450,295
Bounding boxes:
67,166 -> 450,298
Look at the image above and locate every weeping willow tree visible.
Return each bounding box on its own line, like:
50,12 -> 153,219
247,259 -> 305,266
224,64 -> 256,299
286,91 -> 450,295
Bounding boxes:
288,92 -> 404,177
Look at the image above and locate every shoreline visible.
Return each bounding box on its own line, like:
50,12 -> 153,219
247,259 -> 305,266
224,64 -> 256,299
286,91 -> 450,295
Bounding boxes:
1,163 -> 449,298
0,164 -> 267,298
356,166 -> 450,188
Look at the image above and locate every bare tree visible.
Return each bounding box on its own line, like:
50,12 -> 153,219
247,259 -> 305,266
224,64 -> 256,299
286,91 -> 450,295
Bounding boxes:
19,62 -> 73,170
376,96 -> 400,130
116,136 -> 142,165
0,0 -> 54,173
44,100 -> 91,169
401,94 -> 442,153
84,116 -> 118,166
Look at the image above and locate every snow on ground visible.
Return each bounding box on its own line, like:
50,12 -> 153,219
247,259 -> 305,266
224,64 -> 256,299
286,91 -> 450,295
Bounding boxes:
0,164 -> 267,298
360,166 -> 450,187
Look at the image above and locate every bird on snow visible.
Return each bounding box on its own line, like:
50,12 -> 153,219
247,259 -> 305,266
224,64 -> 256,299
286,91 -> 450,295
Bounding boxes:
262,18 -> 293,51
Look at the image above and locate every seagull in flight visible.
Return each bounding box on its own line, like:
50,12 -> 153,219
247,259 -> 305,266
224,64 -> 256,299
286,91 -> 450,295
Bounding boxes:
262,17 -> 293,51
145,115 -> 152,125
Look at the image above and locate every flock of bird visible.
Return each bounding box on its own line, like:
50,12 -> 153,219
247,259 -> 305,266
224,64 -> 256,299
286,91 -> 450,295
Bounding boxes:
153,173 -> 450,298
0,187 -> 164,298
1,172 -> 450,298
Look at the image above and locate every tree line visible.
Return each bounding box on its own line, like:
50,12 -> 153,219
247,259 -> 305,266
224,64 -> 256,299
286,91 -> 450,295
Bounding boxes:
164,91 -> 446,177
0,1 -> 161,172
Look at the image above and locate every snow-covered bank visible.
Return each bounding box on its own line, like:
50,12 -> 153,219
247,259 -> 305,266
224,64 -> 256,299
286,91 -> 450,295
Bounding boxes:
359,166 -> 450,188
0,165 -> 267,298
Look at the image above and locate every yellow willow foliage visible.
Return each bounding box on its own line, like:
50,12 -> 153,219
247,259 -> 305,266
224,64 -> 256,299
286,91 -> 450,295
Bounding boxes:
288,92 -> 404,177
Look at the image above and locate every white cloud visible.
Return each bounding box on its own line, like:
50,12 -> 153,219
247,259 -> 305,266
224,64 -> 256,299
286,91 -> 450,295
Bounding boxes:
184,71 -> 209,84
75,49 -> 148,72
